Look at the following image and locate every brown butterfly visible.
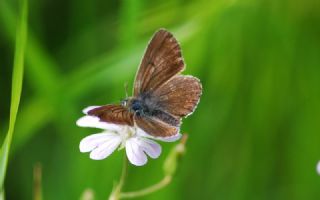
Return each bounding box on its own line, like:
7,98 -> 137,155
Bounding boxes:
86,29 -> 202,138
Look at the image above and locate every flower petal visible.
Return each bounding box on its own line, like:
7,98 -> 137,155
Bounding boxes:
82,106 -> 101,114
76,115 -> 122,131
125,138 -> 147,166
317,161 -> 320,175
136,128 -> 182,142
139,138 -> 161,159
89,136 -> 121,160
79,132 -> 118,152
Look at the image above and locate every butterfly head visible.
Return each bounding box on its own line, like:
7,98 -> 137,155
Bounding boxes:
121,98 -> 129,108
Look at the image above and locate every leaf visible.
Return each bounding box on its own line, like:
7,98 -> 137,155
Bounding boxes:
0,0 -> 28,190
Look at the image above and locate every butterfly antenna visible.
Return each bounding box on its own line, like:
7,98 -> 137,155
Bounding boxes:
124,82 -> 129,99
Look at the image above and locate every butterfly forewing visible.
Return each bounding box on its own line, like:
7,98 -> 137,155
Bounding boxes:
135,115 -> 179,137
87,105 -> 134,126
133,29 -> 185,96
153,75 -> 202,118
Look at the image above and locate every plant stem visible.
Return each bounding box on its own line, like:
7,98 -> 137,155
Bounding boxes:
33,163 -> 42,200
118,153 -> 128,191
120,175 -> 172,199
108,153 -> 128,200
110,134 -> 187,199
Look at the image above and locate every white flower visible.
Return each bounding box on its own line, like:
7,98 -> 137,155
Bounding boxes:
76,106 -> 181,166
317,161 -> 320,175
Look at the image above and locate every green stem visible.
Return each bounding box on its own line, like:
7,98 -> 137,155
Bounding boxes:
33,163 -> 42,200
120,175 -> 172,199
108,153 -> 128,200
118,153 -> 128,190
109,134 -> 187,199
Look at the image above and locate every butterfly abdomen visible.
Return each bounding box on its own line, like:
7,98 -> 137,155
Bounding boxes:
151,109 -> 180,127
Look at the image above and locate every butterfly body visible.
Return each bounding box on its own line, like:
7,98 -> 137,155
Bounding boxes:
124,93 -> 180,127
87,29 -> 202,138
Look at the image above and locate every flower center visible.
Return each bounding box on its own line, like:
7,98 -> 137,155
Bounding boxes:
118,125 -> 136,150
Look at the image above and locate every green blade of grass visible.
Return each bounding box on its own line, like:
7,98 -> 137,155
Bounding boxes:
0,189 -> 4,200
0,0 -> 28,190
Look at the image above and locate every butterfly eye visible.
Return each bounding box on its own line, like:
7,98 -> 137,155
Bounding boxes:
121,99 -> 128,107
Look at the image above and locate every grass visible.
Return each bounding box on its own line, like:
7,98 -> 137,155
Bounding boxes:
0,0 -> 28,192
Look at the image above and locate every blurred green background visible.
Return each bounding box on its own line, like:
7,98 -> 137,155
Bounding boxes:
1,0 -> 320,199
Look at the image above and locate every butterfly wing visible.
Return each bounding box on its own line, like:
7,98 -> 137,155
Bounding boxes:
87,105 -> 134,126
133,29 -> 184,96
132,29 -> 201,138
153,75 -> 202,118
134,115 -> 179,137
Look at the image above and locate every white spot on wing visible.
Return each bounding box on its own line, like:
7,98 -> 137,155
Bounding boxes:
82,106 -> 101,114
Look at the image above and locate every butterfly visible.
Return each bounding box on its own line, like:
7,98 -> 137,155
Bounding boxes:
85,29 -> 202,138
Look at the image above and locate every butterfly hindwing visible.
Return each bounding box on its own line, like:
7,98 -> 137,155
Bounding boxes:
134,115 -> 179,137
153,75 -> 202,118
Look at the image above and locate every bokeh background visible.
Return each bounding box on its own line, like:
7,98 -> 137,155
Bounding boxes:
1,0 -> 320,199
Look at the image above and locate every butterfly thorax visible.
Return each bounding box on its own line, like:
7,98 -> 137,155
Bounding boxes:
122,93 -> 153,117
127,98 -> 147,116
